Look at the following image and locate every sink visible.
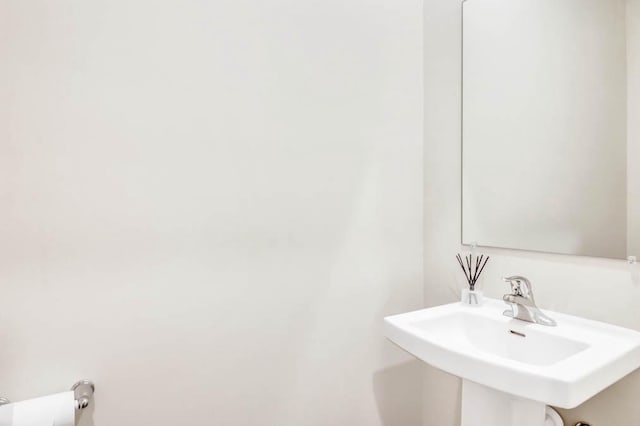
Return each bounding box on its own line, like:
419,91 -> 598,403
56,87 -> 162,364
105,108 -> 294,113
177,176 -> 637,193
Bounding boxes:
384,299 -> 640,426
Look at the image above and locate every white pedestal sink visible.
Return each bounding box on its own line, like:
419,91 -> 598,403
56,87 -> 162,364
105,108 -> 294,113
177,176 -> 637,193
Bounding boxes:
461,380 -> 547,426
384,299 -> 640,426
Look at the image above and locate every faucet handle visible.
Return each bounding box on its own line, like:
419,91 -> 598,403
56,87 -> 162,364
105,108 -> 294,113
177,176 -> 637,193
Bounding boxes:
502,276 -> 533,300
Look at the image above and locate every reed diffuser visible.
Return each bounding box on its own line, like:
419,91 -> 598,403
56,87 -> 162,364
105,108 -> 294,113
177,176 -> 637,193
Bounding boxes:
456,253 -> 489,305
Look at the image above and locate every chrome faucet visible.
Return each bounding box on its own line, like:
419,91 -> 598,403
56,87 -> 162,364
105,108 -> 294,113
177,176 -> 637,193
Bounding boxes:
502,276 -> 556,326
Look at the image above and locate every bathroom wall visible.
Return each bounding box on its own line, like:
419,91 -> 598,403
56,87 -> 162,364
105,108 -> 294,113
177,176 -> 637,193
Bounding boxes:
0,1 -> 424,425
424,0 -> 640,425
629,0 -> 640,258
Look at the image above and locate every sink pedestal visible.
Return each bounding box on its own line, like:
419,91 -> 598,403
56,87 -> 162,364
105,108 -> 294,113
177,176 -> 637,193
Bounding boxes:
462,380 -> 546,426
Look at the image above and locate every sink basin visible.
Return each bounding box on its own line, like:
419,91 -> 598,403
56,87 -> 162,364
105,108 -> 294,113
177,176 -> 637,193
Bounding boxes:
384,299 -> 640,411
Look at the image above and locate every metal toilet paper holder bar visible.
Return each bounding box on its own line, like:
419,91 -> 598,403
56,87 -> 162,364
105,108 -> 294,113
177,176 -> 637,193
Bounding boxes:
0,379 -> 95,411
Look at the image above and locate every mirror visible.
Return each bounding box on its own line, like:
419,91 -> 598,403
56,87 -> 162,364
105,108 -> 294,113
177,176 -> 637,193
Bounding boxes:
462,0 -> 638,259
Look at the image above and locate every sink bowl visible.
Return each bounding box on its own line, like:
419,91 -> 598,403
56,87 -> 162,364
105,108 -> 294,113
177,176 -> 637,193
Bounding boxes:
384,299 -> 640,409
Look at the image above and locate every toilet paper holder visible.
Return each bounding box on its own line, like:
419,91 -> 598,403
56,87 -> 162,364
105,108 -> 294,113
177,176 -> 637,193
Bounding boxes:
0,380 -> 95,411
71,380 -> 95,410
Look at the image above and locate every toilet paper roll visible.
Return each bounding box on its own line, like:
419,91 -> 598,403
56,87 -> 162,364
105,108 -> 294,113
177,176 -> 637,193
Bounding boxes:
0,391 -> 75,426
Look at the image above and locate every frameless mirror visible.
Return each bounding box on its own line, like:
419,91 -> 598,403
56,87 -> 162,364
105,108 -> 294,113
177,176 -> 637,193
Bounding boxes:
462,0 -> 638,259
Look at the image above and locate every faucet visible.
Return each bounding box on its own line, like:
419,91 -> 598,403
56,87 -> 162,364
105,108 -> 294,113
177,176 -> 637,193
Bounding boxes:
502,276 -> 556,326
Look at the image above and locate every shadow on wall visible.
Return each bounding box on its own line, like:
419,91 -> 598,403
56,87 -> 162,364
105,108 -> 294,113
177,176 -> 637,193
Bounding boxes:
373,360 -> 423,426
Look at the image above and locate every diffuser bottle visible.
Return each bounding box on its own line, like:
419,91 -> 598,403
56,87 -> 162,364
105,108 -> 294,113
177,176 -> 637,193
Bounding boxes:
456,252 -> 489,307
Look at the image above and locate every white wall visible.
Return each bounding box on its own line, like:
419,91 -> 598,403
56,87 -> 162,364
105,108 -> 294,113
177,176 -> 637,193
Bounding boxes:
0,1 -> 424,425
425,0 -> 640,425
629,0 -> 640,258
462,0 -> 628,259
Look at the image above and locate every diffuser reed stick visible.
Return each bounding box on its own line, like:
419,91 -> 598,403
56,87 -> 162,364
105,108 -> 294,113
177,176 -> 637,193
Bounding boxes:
456,253 -> 489,291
